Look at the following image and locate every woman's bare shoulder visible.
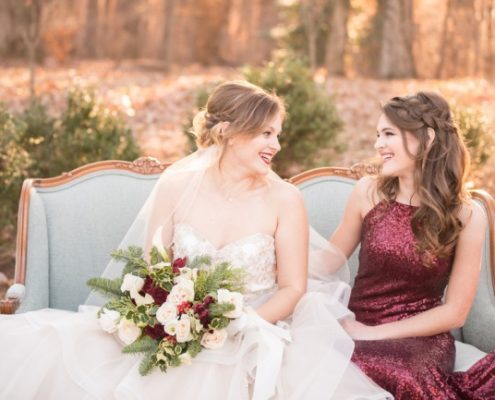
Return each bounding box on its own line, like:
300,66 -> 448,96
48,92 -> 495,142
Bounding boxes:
269,179 -> 304,205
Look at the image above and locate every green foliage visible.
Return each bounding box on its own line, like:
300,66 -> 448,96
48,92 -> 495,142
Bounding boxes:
243,55 -> 344,176
111,246 -> 148,276
194,262 -> 246,300
86,277 -> 123,298
122,336 -> 158,354
54,88 -> 139,173
0,106 -> 32,229
0,89 -> 140,255
139,352 -> 156,376
453,105 -> 493,170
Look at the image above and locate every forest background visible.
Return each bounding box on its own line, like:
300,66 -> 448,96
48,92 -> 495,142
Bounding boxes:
1,0 -> 494,293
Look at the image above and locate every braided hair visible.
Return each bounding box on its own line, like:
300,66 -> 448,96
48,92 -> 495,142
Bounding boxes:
378,92 -> 470,264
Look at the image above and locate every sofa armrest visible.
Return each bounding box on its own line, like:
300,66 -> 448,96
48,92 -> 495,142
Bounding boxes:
0,284 -> 26,314
0,298 -> 20,314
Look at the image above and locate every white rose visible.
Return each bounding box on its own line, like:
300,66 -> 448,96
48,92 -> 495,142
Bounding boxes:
117,318 -> 141,345
164,319 -> 178,336
201,329 -> 228,350
176,315 -> 193,343
156,302 -> 178,325
217,289 -> 244,318
168,279 -> 195,304
99,308 -> 120,333
121,274 -> 144,293
179,353 -> 192,365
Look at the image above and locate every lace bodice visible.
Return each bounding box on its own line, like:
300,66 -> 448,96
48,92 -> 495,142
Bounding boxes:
172,223 -> 277,304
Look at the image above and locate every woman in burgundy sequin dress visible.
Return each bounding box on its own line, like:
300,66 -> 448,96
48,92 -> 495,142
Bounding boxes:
331,92 -> 495,399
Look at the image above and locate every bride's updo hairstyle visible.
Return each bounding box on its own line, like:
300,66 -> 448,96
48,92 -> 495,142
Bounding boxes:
378,92 -> 470,263
192,80 -> 285,148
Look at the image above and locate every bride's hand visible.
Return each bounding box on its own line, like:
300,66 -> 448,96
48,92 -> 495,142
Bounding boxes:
341,318 -> 378,340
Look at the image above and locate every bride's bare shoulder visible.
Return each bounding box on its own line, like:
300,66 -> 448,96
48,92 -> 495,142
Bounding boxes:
268,179 -> 305,207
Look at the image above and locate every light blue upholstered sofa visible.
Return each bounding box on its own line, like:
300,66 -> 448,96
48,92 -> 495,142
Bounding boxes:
2,159 -> 493,372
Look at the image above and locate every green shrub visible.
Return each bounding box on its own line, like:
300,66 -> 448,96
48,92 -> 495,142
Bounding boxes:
0,106 -> 32,229
184,56 -> 344,177
243,55 -> 344,176
0,89 -> 141,275
53,88 -> 140,174
453,105 -> 493,170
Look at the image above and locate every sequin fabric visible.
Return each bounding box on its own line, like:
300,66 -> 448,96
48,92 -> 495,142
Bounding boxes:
349,200 -> 495,400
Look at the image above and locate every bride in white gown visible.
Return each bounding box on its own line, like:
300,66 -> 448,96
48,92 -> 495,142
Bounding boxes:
0,81 -> 391,400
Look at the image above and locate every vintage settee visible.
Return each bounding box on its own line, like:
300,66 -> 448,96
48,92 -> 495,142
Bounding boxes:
1,157 -> 493,372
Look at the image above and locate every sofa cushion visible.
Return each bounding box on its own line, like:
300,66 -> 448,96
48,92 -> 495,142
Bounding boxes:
454,340 -> 487,371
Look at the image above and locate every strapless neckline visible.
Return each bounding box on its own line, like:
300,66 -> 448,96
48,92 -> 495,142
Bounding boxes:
174,223 -> 274,253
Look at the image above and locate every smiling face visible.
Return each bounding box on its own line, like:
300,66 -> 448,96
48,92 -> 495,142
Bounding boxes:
375,113 -> 420,179
225,112 -> 282,176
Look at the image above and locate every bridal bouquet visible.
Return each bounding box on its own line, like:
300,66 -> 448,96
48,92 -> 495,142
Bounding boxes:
87,242 -> 245,375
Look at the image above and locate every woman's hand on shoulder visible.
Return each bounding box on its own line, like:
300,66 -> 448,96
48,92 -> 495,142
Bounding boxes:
330,175 -> 377,258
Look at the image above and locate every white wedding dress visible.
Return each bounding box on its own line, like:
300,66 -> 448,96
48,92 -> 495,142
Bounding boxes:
0,224 -> 392,400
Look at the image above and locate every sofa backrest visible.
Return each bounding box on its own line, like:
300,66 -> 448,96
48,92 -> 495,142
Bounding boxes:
15,158 -> 166,312
291,167 -> 495,353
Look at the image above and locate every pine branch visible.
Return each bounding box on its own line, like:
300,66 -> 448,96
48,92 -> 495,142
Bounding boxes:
122,335 -> 158,354
188,255 -> 211,269
139,351 -> 155,376
86,277 -> 122,297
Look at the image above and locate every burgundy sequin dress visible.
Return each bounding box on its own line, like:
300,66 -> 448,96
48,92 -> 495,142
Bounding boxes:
349,200 -> 495,400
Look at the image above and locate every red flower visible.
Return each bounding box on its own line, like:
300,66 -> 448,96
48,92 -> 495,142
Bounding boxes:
177,301 -> 192,314
167,335 -> 177,345
203,295 -> 214,306
172,257 -> 187,273
193,303 -> 205,314
199,310 -> 210,327
144,324 -> 166,340
141,276 -> 169,305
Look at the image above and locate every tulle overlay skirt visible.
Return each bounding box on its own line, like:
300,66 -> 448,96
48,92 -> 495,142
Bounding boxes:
0,280 -> 391,400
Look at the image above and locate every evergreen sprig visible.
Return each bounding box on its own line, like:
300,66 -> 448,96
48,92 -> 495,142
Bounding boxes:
86,277 -> 122,297
194,262 -> 246,299
123,335 -> 158,354
139,352 -> 155,376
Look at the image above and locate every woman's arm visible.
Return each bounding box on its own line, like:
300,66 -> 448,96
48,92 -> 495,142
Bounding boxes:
256,183 -> 309,323
330,176 -> 376,258
342,200 -> 486,340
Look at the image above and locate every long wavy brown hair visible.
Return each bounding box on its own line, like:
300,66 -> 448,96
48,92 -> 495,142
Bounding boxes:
378,92 -> 470,263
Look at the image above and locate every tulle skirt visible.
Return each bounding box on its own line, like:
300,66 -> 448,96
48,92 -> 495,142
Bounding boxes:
0,280 -> 391,400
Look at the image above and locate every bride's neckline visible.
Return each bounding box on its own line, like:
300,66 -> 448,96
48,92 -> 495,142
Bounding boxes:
174,223 -> 274,252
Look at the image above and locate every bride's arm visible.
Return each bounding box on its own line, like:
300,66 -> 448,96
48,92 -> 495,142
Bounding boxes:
256,184 -> 309,323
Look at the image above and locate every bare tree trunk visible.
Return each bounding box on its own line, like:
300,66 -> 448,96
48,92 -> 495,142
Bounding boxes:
10,0 -> 44,100
162,0 -> 175,70
379,0 -> 415,79
83,0 -> 99,57
300,0 -> 327,73
325,0 -> 349,76
487,0 -> 494,77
